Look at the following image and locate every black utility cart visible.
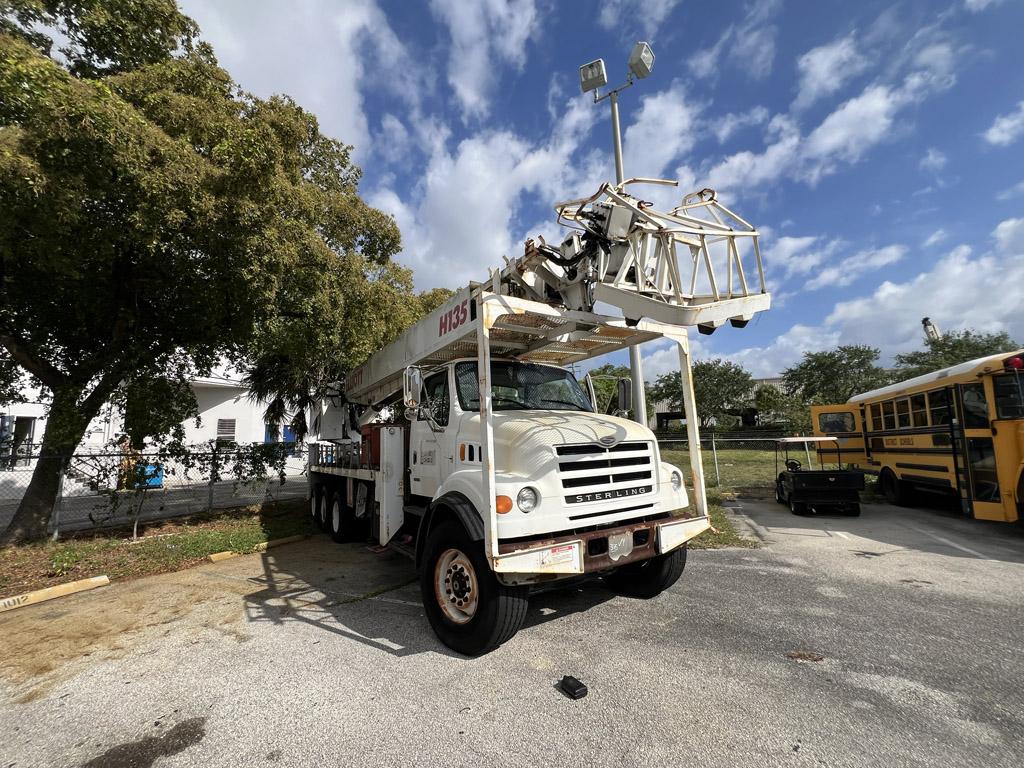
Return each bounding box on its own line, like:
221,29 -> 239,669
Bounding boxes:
774,437 -> 865,516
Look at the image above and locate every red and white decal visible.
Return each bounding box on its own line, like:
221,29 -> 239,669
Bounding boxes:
438,299 -> 470,337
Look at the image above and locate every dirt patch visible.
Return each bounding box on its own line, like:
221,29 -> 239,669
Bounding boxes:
0,566 -> 251,703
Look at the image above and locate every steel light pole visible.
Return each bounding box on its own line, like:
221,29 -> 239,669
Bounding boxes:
579,43 -> 655,426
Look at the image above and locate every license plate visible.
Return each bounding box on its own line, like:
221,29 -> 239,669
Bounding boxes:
608,532 -> 634,562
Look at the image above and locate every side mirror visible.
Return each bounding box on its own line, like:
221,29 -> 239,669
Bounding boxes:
403,366 -> 424,408
616,378 -> 632,414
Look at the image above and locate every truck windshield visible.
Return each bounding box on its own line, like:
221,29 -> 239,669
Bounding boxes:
454,361 -> 593,412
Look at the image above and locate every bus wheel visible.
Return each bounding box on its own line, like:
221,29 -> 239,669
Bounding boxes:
880,470 -> 906,506
329,490 -> 354,543
419,519 -> 528,656
605,546 -> 687,599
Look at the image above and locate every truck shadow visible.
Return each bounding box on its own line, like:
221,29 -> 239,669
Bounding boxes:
240,533 -> 619,658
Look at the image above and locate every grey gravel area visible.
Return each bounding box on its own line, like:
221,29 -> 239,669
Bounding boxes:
2,499 -> 1023,767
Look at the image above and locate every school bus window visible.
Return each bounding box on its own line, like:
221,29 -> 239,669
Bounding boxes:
910,393 -> 928,426
870,403 -> 882,431
882,400 -> 895,429
896,398 -> 910,428
993,374 -> 1024,419
928,389 -> 950,426
818,411 -> 855,433
960,383 -> 989,429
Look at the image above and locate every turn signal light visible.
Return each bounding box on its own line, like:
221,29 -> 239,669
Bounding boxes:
496,495 -> 513,514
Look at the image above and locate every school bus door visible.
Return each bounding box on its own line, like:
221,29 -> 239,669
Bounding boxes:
811,404 -> 868,467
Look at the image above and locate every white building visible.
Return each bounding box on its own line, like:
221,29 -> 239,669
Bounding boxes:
1,365 -> 292,463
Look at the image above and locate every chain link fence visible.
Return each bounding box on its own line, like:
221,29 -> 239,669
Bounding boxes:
657,433 -> 814,494
0,444 -> 307,538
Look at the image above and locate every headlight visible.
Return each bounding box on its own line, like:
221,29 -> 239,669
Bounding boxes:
517,487 -> 539,512
670,471 -> 682,491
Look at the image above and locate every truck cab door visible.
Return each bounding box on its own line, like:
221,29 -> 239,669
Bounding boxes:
811,405 -> 867,467
410,370 -> 451,498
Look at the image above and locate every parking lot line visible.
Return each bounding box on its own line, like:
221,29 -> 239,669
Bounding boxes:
909,526 -> 992,560
828,530 -> 851,540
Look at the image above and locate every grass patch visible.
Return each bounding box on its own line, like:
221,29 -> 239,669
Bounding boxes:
0,498 -> 315,600
663,448 -> 779,495
687,503 -> 759,549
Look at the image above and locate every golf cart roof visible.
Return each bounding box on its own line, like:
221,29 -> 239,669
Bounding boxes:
775,436 -> 839,444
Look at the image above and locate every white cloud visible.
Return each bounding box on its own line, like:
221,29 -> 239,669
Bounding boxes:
983,101 -> 1024,147
994,218 -> 1024,253
793,34 -> 870,110
689,0 -> 782,81
180,0 -> 416,162
768,235 -> 842,279
965,0 -> 1004,11
704,35 -> 958,196
376,114 -> 411,164
622,83 -> 702,178
804,244 -> 907,290
919,147 -> 947,172
429,0 -> 539,121
996,180 -> 1024,201
597,0 -> 682,39
370,94 -> 599,290
713,106 -> 770,144
923,229 -> 947,248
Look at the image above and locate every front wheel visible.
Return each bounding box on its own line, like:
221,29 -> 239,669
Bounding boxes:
605,546 -> 687,599
419,519 -> 528,656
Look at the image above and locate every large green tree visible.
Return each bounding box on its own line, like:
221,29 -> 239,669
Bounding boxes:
893,329 -> 1019,379
648,359 -> 753,429
782,345 -> 890,405
0,1 -> 409,542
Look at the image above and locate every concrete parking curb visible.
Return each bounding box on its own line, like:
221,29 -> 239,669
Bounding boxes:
208,534 -> 309,562
0,575 -> 110,614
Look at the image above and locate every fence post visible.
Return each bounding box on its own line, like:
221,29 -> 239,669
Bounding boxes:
207,446 -> 217,513
711,432 -> 720,487
51,456 -> 67,541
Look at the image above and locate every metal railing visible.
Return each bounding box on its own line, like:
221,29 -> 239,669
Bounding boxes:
0,443 -> 308,538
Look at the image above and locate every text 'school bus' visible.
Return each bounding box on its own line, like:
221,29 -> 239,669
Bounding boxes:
812,350 -> 1024,522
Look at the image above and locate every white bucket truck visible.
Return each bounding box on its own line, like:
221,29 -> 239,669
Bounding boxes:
308,179 -> 770,654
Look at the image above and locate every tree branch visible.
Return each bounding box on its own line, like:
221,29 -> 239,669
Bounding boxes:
0,331 -> 68,388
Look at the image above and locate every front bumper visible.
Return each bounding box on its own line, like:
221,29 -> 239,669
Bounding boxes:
492,513 -> 711,580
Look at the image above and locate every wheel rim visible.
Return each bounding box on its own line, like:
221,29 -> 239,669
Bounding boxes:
434,548 -> 479,624
310,494 -> 318,519
332,500 -> 341,533
318,495 -> 327,523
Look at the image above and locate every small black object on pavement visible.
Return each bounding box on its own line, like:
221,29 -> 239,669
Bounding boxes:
558,675 -> 588,699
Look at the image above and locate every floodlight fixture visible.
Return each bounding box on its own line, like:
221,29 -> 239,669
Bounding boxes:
628,42 -> 655,79
579,58 -> 607,93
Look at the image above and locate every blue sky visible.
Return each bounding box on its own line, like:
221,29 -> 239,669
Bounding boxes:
180,0 -> 1024,379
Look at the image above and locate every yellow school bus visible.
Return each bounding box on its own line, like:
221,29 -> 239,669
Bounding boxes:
812,350 -> 1024,522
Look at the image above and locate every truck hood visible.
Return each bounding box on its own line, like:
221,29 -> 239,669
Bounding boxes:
459,410 -> 654,476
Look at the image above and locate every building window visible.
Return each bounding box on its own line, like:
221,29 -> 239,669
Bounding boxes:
216,419 -> 236,444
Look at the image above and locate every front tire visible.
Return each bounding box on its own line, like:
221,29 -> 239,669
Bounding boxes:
605,546 -> 687,599
419,519 -> 528,656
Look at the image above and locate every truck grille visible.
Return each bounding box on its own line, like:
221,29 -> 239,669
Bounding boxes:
556,441 -> 655,503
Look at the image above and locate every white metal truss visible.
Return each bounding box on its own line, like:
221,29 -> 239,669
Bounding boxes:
504,178 -> 770,333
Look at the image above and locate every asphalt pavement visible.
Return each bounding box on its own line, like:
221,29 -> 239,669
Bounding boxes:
2,498 -> 1023,767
